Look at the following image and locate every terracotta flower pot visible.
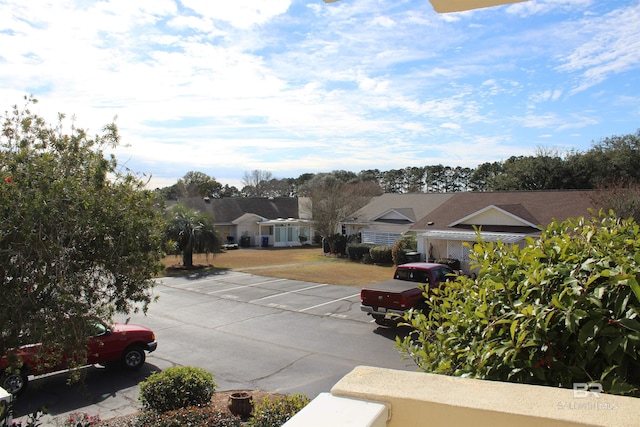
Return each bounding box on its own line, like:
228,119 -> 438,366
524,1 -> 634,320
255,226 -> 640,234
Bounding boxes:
228,392 -> 253,419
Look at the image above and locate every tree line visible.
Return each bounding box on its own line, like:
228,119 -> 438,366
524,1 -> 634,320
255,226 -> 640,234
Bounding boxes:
155,130 -> 640,200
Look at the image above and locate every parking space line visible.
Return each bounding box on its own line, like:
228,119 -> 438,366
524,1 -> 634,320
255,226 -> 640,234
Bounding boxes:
249,283 -> 327,303
207,284 -> 255,294
206,278 -> 289,295
298,293 -> 360,312
158,274 -> 246,287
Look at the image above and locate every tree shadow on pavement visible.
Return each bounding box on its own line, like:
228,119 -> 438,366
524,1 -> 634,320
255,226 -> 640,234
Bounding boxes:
373,325 -> 415,341
11,362 -> 161,418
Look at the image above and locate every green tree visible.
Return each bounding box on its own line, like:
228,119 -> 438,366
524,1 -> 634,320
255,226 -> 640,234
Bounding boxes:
165,204 -> 220,267
179,171 -> 222,198
581,130 -> 640,187
396,211 -> 640,396
0,97 -> 164,373
469,161 -> 503,191
492,153 -> 569,190
403,166 -> 426,193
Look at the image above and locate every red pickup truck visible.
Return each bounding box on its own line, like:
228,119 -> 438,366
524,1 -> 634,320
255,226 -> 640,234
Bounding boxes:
0,319 -> 157,395
360,262 -> 456,327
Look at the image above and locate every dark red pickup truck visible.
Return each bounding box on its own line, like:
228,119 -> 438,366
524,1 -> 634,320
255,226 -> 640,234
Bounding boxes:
360,262 -> 456,327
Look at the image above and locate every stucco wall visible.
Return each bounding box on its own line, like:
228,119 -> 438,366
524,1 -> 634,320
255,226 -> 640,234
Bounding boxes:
330,366 -> 640,427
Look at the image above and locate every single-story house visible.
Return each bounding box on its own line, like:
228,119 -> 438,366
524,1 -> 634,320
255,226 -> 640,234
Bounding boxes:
170,197 -> 313,248
340,193 -> 455,245
340,191 -> 599,273
412,190 -> 598,272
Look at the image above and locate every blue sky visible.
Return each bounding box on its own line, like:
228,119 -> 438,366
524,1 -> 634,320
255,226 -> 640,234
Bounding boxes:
1,0 -> 638,190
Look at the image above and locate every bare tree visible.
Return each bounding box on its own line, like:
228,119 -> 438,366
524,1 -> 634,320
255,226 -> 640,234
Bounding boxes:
305,175 -> 382,253
242,169 -> 274,197
591,180 -> 640,222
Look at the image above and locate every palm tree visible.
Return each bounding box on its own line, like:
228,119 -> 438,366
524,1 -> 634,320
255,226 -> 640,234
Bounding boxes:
165,204 -> 221,267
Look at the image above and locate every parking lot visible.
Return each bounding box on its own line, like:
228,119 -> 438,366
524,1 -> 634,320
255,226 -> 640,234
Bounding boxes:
14,270 -> 413,426
158,270 -> 368,323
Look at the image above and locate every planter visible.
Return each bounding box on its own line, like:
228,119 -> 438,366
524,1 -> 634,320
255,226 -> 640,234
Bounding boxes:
228,392 -> 253,419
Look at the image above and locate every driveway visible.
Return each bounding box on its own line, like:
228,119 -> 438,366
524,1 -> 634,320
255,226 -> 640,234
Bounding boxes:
13,271 -> 415,425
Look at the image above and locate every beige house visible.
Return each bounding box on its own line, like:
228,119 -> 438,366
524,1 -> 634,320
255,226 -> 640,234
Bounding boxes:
341,191 -> 599,273
413,190 -> 597,272
340,193 -> 454,246
172,197 -> 313,248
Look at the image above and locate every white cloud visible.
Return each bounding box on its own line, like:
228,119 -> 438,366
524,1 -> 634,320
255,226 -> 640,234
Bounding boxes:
506,0 -> 593,16
440,123 -> 461,130
556,3 -> 640,93
180,0 -> 291,29
529,89 -> 563,104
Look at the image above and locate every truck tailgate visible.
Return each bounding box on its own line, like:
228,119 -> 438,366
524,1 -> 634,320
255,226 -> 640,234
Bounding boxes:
360,279 -> 424,311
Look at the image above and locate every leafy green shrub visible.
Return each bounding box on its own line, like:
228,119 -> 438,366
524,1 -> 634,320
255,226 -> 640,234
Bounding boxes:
135,406 -> 241,427
346,243 -> 374,261
138,366 -> 216,413
248,394 -> 310,427
392,234 -> 417,265
397,211 -> 640,396
369,246 -> 393,265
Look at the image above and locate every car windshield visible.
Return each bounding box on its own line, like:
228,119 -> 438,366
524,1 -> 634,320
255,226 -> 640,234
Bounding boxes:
89,321 -> 109,337
394,269 -> 430,284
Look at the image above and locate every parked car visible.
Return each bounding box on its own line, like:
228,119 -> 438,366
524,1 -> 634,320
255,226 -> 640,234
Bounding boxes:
0,319 -> 157,395
360,262 -> 456,327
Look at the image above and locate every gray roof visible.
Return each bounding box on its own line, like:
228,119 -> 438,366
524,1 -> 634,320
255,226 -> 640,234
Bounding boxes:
346,193 -> 455,224
173,197 -> 301,223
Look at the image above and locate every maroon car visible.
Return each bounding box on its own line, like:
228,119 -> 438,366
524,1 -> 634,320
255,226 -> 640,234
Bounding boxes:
0,319 -> 157,395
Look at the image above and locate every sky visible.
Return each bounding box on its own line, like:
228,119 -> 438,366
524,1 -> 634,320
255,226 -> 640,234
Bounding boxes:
1,0 -> 639,190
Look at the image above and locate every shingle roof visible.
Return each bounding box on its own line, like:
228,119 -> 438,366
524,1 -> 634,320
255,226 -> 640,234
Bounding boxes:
347,193 -> 455,223
411,190 -> 598,232
173,197 -> 300,223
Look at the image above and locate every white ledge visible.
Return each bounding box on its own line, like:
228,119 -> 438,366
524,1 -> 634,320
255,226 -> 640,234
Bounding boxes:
326,366 -> 640,427
282,392 -> 389,427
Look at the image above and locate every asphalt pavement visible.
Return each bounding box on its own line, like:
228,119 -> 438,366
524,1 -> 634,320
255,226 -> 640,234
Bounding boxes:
11,270 -> 416,426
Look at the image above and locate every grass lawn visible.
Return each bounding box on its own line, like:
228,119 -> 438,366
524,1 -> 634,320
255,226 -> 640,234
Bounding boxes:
161,245 -> 395,287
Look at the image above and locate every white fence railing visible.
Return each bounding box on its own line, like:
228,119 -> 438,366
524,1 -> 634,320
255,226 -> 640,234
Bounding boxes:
361,231 -> 401,246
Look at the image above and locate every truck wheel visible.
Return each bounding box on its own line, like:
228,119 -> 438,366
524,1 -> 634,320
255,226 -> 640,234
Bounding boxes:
121,345 -> 146,370
1,369 -> 28,395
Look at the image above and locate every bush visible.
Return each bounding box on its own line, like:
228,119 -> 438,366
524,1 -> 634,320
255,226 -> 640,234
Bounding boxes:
136,406 -> 241,427
323,234 -> 355,255
435,257 -> 460,270
248,394 -> 310,427
397,211 -> 640,396
138,366 -> 217,413
392,246 -> 407,266
392,234 -> 417,265
369,246 -> 393,265
64,412 -> 100,427
346,243 -> 374,261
